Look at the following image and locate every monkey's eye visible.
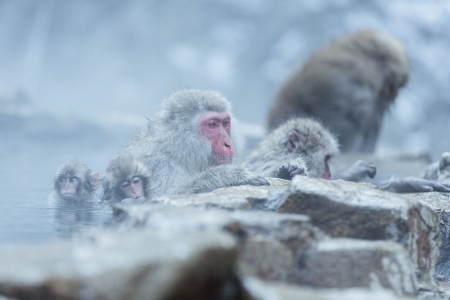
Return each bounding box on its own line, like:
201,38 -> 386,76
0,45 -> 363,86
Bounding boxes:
222,119 -> 230,127
69,177 -> 78,183
58,177 -> 66,183
132,177 -> 142,185
208,121 -> 217,128
324,155 -> 331,162
120,181 -> 130,190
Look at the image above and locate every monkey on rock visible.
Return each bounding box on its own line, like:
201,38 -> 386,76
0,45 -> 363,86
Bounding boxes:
244,118 -> 376,182
122,89 -> 269,197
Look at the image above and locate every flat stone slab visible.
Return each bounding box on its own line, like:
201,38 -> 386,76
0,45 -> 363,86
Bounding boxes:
298,238 -> 418,296
113,205 -> 323,283
276,176 -> 440,284
150,181 -> 289,211
0,230 -> 241,300
245,277 -> 415,300
408,192 -> 450,283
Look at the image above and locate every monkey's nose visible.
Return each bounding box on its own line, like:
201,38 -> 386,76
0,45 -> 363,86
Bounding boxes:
224,142 -> 231,148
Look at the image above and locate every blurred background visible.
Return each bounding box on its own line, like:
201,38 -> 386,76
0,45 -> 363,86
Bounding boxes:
1,0 -> 450,244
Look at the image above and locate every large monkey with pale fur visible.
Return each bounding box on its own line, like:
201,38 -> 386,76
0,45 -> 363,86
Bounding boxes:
267,29 -> 410,153
123,89 -> 269,197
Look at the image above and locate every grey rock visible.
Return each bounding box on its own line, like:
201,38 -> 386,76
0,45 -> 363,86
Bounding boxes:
276,176 -> 440,284
149,182 -> 289,211
409,192 -> 450,213
245,277 -> 415,300
113,204 -> 425,296
408,193 -> 450,283
0,230 -> 246,300
113,205 -> 324,283
298,238 -> 418,296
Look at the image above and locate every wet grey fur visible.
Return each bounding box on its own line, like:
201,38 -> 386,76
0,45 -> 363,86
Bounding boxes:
123,89 -> 268,197
49,159 -> 98,202
244,118 -> 376,182
102,155 -> 152,202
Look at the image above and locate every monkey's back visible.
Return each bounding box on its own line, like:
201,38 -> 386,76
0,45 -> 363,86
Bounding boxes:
267,30 -> 409,152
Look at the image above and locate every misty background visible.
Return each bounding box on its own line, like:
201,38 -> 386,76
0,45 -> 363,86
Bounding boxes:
1,0 -> 450,244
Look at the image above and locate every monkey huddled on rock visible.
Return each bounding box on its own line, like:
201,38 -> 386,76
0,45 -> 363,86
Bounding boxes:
121,89 -> 269,197
243,118 -> 376,182
267,29 -> 410,153
51,84 -> 450,203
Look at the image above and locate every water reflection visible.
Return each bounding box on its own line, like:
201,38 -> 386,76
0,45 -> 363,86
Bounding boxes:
0,139 -> 117,245
51,200 -> 108,239
0,187 -> 111,245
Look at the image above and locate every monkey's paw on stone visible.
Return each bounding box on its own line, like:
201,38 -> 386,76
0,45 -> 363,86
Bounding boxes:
337,160 -> 376,182
239,174 -> 270,187
277,161 -> 307,180
378,177 -> 450,193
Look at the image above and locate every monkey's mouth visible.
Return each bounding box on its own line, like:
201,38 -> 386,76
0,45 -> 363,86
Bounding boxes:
61,191 -> 77,196
60,191 -> 79,201
213,156 -> 233,165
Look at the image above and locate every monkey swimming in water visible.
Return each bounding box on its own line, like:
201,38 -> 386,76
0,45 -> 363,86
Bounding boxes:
49,160 -> 101,202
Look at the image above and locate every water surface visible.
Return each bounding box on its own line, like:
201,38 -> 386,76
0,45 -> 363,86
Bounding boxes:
0,138 -> 118,246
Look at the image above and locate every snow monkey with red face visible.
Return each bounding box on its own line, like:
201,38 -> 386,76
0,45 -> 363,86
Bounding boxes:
123,89 -> 269,197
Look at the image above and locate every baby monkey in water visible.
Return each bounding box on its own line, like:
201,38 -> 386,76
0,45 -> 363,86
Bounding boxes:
49,160 -> 101,202
102,155 -> 152,203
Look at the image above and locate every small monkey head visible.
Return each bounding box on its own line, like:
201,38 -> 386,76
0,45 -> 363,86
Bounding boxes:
271,118 -> 339,179
104,155 -> 151,202
53,160 -> 100,202
118,176 -> 145,200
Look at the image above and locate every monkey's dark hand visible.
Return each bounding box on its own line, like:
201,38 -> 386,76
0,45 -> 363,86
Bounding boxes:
378,177 -> 450,193
336,160 -> 376,182
277,160 -> 307,180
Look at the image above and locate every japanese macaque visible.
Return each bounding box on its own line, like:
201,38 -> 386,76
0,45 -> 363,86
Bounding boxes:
243,118 -> 376,182
123,89 -> 269,197
423,152 -> 450,185
49,160 -> 100,202
267,29 -> 410,153
378,176 -> 450,193
102,155 -> 152,203
245,117 -> 449,193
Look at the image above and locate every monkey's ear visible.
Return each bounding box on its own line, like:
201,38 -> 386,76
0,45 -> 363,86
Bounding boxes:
90,172 -> 101,190
286,133 -> 300,152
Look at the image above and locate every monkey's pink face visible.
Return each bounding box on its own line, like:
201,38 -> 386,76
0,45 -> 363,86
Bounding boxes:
58,176 -> 80,200
199,112 -> 235,165
120,176 -> 145,200
323,155 -> 332,179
